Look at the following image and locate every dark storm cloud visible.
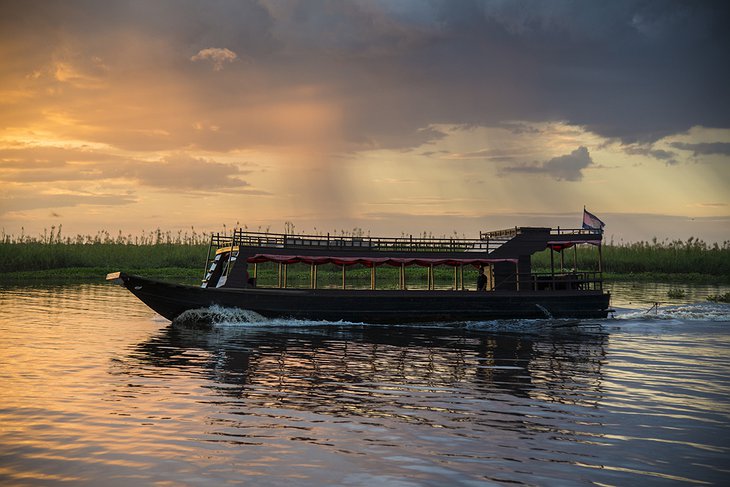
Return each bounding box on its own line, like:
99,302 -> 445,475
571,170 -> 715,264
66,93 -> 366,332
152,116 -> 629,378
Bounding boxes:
503,146 -> 593,181
623,145 -> 679,165
2,0 -> 728,151
670,142 -> 730,157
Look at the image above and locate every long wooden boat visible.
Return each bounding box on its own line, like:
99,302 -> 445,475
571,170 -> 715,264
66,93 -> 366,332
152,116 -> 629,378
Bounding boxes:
108,226 -> 611,323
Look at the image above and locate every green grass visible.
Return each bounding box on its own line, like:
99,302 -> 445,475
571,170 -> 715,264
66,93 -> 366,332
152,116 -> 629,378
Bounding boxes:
706,293 -> 730,303
532,237 -> 729,279
667,288 -> 687,299
0,242 -> 207,273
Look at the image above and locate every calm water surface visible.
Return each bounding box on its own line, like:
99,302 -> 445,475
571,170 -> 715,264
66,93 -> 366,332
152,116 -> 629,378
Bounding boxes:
1,282 -> 729,486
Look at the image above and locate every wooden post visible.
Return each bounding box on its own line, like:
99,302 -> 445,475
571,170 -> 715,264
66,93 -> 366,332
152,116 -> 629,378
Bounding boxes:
283,263 -> 288,289
550,247 -> 555,290
460,264 -> 464,290
342,265 -> 346,290
560,249 -> 564,272
278,262 -> 282,288
598,243 -> 603,274
371,265 -> 376,290
311,263 -> 316,289
429,264 -> 434,290
453,266 -> 457,290
573,245 -> 578,270
253,262 -> 257,279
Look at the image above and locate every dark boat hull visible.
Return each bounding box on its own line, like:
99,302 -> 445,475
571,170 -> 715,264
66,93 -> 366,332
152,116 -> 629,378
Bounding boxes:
111,272 -> 611,323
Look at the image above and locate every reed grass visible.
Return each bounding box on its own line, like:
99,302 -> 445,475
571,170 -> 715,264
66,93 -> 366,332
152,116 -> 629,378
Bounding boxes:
532,237 -> 730,277
706,293 -> 730,303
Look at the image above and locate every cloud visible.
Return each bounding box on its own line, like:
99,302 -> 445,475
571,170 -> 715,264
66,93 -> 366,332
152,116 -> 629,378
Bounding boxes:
190,47 -> 238,71
670,142 -> 730,157
0,147 -> 254,192
503,146 -> 594,181
1,0 -> 729,153
0,192 -> 137,215
623,145 -> 679,165
442,148 -> 519,162
132,154 -> 249,190
693,202 -> 727,208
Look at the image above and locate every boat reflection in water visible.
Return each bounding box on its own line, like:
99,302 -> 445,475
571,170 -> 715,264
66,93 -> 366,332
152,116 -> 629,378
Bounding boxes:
118,320 -> 608,420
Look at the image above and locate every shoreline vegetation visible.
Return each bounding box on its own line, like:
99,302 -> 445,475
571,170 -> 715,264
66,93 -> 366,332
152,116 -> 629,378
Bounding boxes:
1,227 -> 729,287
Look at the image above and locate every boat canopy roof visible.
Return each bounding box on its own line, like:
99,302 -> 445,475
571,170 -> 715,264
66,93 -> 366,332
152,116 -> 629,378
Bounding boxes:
247,253 -> 518,267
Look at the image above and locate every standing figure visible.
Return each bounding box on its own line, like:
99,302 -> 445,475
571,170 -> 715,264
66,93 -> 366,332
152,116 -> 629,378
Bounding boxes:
477,266 -> 488,291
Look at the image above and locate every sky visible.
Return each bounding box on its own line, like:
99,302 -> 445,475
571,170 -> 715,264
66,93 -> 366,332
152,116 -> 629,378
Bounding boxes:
1,0 -> 729,243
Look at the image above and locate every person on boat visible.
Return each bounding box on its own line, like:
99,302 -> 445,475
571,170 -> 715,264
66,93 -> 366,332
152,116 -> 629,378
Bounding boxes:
477,266 -> 488,291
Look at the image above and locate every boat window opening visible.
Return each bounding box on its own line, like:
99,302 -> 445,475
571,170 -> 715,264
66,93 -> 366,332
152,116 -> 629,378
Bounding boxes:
238,260 -> 489,291
243,260 -> 279,289
280,262 -> 316,289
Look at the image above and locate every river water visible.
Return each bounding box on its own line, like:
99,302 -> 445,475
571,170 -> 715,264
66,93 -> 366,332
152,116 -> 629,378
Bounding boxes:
1,282 -> 729,486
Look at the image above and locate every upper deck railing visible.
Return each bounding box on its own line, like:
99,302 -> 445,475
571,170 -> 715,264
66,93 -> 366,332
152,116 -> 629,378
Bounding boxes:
210,230 -> 511,254
210,227 -> 603,255
480,227 -> 602,240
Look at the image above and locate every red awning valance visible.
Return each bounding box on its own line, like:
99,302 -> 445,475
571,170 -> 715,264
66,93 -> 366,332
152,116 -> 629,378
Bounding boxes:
247,254 -> 518,267
546,239 -> 601,251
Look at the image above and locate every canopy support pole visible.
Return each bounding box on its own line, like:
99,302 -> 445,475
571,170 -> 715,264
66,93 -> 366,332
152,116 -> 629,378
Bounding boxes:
371,266 -> 376,290
573,245 -> 578,271
515,261 -> 520,291
550,248 -> 555,290
460,264 -> 464,290
277,263 -> 282,288
598,243 -> 603,272
342,265 -> 346,290
453,266 -> 457,290
400,263 -> 405,290
283,263 -> 288,289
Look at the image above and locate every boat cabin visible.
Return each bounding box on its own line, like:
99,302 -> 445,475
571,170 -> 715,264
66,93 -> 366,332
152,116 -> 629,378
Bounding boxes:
201,227 -> 604,294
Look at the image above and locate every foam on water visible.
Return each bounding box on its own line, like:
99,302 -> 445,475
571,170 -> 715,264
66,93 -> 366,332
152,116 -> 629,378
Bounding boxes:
172,305 -> 267,328
172,304 -> 366,329
614,302 -> 730,322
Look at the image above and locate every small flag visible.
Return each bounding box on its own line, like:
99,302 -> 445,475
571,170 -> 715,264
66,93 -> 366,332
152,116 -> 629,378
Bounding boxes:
582,207 -> 605,231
